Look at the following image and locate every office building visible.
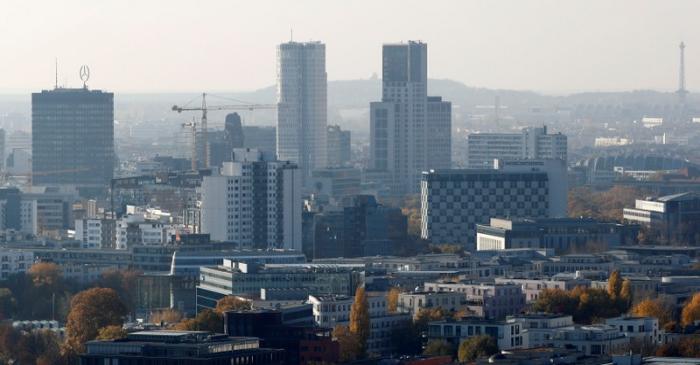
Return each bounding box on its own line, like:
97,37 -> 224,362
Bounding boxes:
308,293 -> 411,354
201,148 -> 301,250
80,331 -> 285,365
466,126 -> 567,168
623,192 -> 700,244
308,167 -> 362,201
420,159 -> 567,249
369,41 -> 452,195
197,260 -> 364,310
476,217 -> 639,252
276,41 -> 327,182
326,125 -> 351,167
310,195 -> 407,258
32,87 -> 114,186
243,126 -> 277,158
224,306 -> 339,365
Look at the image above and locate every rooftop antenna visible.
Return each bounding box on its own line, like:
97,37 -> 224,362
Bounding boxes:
54,58 -> 58,89
290,28 -> 294,42
79,65 -> 90,89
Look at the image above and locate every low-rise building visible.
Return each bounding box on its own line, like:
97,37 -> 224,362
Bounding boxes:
308,293 -> 410,354
424,282 -> 525,319
0,249 -> 33,279
397,291 -> 467,318
605,316 -> 662,344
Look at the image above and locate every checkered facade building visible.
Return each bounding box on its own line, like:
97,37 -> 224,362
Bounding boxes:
421,170 -> 550,248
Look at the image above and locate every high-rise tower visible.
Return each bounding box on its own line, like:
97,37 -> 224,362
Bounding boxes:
276,41 -> 327,183
369,41 -> 452,195
677,41 -> 688,104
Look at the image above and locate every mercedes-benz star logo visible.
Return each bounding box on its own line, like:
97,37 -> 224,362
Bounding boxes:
79,65 -> 90,87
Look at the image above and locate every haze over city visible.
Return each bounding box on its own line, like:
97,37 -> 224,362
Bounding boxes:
1,0 -> 699,93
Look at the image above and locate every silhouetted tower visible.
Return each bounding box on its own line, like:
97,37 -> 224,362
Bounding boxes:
677,42 -> 688,104
224,113 -> 244,154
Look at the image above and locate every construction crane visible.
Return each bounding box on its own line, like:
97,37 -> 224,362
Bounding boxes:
172,93 -> 276,169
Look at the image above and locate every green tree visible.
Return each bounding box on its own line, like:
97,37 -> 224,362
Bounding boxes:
423,339 -> 454,357
64,287 -> 128,354
457,335 -> 498,362
349,286 -> 370,357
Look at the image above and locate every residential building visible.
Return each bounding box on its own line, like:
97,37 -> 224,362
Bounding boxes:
397,290 -> 467,318
326,125 -> 351,167
75,218 -> 116,249
196,260 -> 364,311
494,277 -> 591,302
623,192 -> 700,244
465,126 -> 567,168
0,187 -> 37,235
605,316 -> 662,344
277,41 -> 327,182
368,41 -> 452,195
476,217 -> 639,252
80,331 -> 285,365
424,282 -> 525,319
200,148 -> 301,250
550,325 -> 629,356
0,249 -> 33,280
420,159 -> 567,249
308,293 -> 411,354
32,87 -> 114,187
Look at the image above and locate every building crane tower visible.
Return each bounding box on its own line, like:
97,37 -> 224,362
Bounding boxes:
677,41 -> 688,104
172,93 -> 276,169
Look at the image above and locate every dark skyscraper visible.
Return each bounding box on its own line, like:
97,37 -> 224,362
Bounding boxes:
32,87 -> 114,186
224,113 -> 244,153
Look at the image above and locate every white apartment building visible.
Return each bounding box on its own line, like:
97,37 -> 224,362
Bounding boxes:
466,126 -> 567,168
277,41 -> 327,182
75,218 -> 115,249
494,277 -> 591,302
605,316 -> 662,344
420,159 -> 567,249
0,249 -> 33,279
200,148 -> 301,250
307,293 -> 410,354
424,282 -> 525,319
397,290 -> 467,318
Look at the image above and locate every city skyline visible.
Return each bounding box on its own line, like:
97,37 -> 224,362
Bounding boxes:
1,0 -> 699,94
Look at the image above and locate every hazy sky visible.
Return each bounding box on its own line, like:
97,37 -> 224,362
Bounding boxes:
1,0 -> 698,94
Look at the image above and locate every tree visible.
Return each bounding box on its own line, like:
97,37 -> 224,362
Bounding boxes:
349,286 -> 370,357
630,298 -> 675,328
28,262 -> 62,288
457,335 -> 498,362
215,296 -> 252,314
608,271 -> 622,300
532,288 -> 577,315
682,293 -> 700,326
64,288 -> 128,354
0,288 -> 16,320
173,309 -> 223,333
150,308 -> 184,325
423,339 -> 454,357
387,287 -> 401,313
568,186 -> 647,222
619,279 -> 632,311
96,325 -> 127,340
98,269 -> 142,313
333,325 -> 362,362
